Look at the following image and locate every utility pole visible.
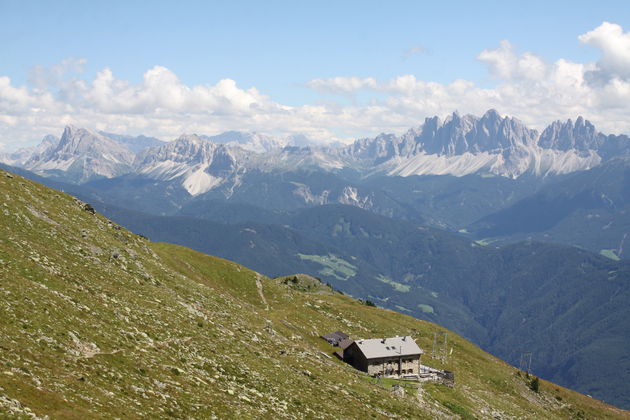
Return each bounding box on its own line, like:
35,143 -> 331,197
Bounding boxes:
432,331 -> 448,363
519,352 -> 532,374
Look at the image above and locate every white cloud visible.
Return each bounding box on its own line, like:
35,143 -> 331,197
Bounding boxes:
28,57 -> 87,90
579,22 -> 630,82
3,21 -> 630,150
477,40 -> 546,80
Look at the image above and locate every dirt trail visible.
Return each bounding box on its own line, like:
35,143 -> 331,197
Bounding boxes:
255,273 -> 269,310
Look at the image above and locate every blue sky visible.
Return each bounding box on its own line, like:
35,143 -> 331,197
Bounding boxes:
1,1 -> 630,147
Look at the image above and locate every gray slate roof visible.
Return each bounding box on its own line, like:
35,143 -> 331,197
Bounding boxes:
354,336 -> 422,359
321,331 -> 349,346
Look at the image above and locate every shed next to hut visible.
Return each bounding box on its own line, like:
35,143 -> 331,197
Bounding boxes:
320,331 -> 349,347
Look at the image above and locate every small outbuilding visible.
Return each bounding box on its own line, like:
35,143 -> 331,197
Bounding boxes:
343,336 -> 422,378
320,331 -> 349,347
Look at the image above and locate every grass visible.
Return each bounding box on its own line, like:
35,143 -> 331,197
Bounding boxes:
0,168 -> 628,419
417,304 -> 435,314
442,400 -> 476,419
296,253 -> 357,281
376,274 -> 411,293
600,249 -> 620,261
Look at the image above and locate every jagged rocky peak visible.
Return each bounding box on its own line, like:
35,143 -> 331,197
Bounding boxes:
342,132 -> 401,163
342,109 -> 542,164
409,109 -> 537,156
474,109 -> 538,150
135,133 -> 220,166
52,125 -> 132,158
19,125 -> 135,183
33,125 -> 132,162
133,133 -> 244,187
421,111 -> 477,155
416,115 -> 441,138
538,116 -> 604,151
58,125 -> 94,148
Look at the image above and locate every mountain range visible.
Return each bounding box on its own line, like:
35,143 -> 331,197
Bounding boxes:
4,108 -> 630,238
5,109 -> 629,190
4,109 -> 628,228
2,109 -> 630,409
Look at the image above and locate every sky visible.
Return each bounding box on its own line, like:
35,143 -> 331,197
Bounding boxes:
1,0 -> 630,149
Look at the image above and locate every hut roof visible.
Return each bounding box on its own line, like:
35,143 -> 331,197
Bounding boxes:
354,336 -> 422,359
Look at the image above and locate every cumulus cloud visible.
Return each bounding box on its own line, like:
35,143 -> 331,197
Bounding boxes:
579,21 -> 630,82
0,63 -> 351,148
3,21 -> 630,150
477,40 -> 547,81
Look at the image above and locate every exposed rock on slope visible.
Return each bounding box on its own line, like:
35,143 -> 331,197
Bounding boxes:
133,134 -> 247,196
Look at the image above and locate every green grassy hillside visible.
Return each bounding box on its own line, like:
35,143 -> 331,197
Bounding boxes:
0,169 -> 627,419
41,191 -> 630,409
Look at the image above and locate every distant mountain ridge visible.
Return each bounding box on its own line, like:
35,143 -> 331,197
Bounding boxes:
97,131 -> 163,153
23,125 -> 135,183
3,109 -> 629,192
377,110 -> 603,178
342,109 -> 539,163
200,130 -> 287,153
0,134 -> 59,167
134,134 -> 248,196
468,155 -> 630,259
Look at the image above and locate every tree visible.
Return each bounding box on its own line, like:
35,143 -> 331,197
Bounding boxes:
530,377 -> 540,393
